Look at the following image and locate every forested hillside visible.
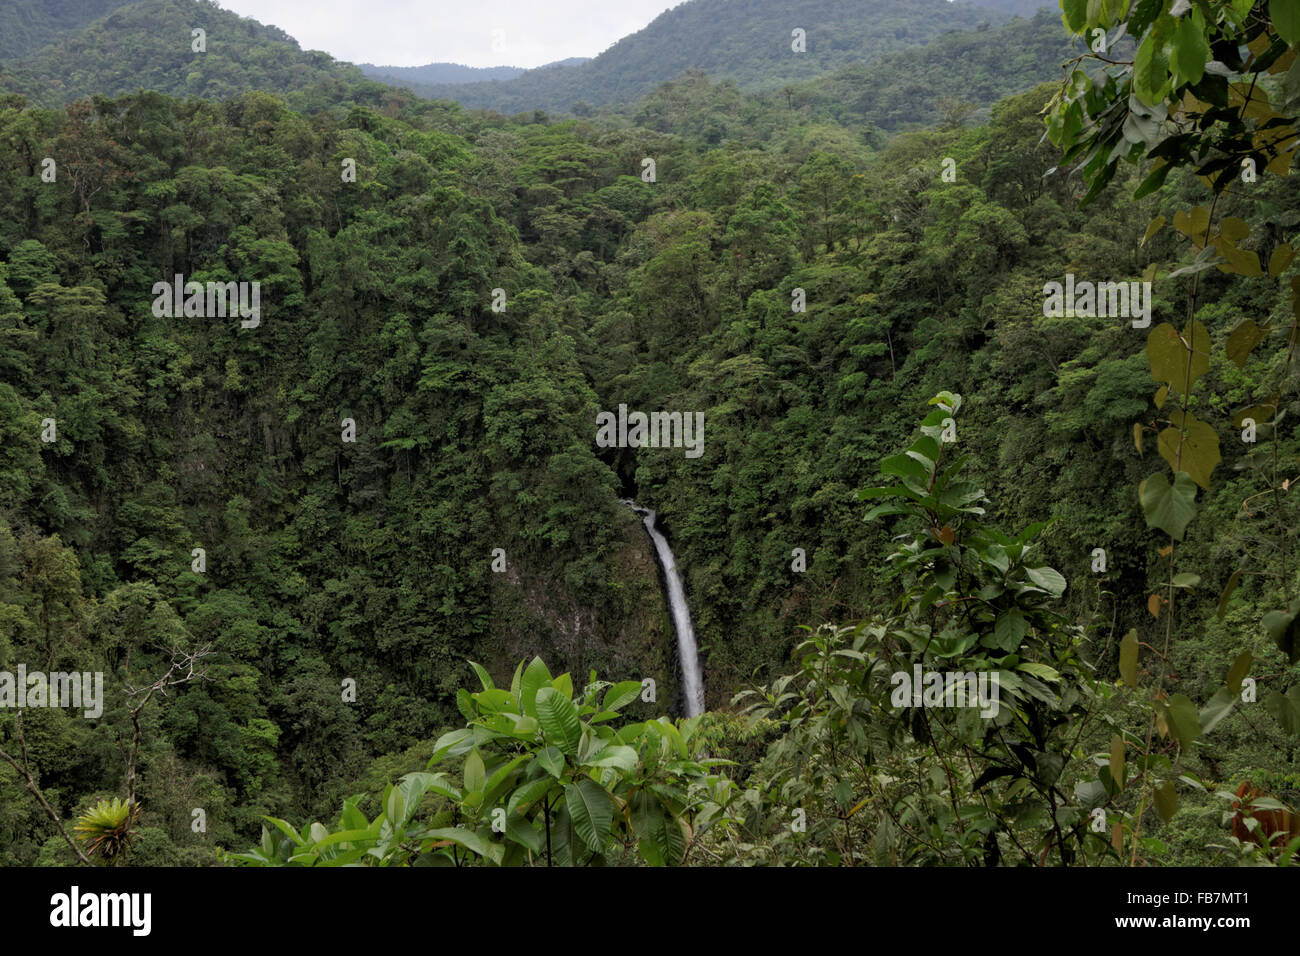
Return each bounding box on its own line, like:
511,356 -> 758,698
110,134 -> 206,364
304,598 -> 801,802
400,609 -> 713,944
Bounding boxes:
1,0 -> 1298,871
1,0 -> 374,108
400,0 -> 1016,115
0,0 -> 136,60
358,59 -> 591,88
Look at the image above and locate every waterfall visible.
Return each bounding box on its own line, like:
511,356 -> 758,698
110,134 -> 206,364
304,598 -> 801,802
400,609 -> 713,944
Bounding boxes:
622,500 -> 705,717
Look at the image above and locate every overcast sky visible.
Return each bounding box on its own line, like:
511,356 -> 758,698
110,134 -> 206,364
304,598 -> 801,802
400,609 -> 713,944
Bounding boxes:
216,0 -> 684,68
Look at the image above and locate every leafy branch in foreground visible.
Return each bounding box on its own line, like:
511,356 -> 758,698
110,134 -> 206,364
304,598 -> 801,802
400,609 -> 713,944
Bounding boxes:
227,658 -> 736,866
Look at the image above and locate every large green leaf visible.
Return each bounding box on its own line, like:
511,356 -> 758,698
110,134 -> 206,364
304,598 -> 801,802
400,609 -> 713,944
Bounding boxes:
1199,686 -> 1238,734
426,827 -> 502,864
536,745 -> 566,779
463,749 -> 486,793
602,681 -> 643,712
1273,0 -> 1300,45
1133,14 -> 1174,106
1263,598 -> 1300,664
1062,0 -> 1087,31
1119,629 -> 1139,687
565,778 -> 613,855
992,608 -> 1027,651
1154,780 -> 1179,823
1024,566 -> 1067,597
504,814 -> 544,855
1139,471 -> 1198,539
1264,686 -> 1300,735
536,687 -> 582,755
1226,651 -> 1252,694
1157,410 -> 1220,491
1171,11 -> 1209,86
508,776 -> 556,815
1226,319 -> 1269,368
630,790 -> 685,867
1167,693 -> 1202,749
1147,320 -> 1210,388
467,660 -> 495,692
520,657 -> 552,718
583,744 -> 639,774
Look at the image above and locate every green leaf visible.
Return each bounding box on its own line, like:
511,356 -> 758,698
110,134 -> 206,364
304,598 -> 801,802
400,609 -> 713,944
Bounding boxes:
881,453 -> 928,482
1264,686 -> 1300,734
1018,662 -> 1062,682
1218,570 -> 1243,621
1172,12 -> 1209,86
629,790 -> 685,867
1167,693 -> 1202,749
504,814 -> 544,854
463,749 -> 486,793
1147,320 -> 1210,388
425,827 -> 500,862
1109,734 -> 1125,789
536,745 -> 566,779
1154,780 -> 1179,823
1171,572 -> 1200,588
536,687 -> 583,755
1262,599 -> 1300,664
1199,686 -> 1237,734
520,657 -> 552,719
1024,566 -> 1067,597
508,776 -> 555,815
468,661 -> 495,692
1133,161 -> 1173,199
602,681 -> 643,712
473,688 -> 517,713
1119,629 -> 1139,688
1272,0 -> 1300,44
1062,0 -> 1088,31
565,778 -> 613,854
909,434 -> 942,464
1226,651 -> 1252,695
483,756 -> 527,805
1227,319 -> 1269,368
1139,471 -> 1198,539
1133,15 -> 1174,106
1157,410 -> 1220,491
992,609 -> 1027,651
552,672 -> 573,700
582,744 -> 638,773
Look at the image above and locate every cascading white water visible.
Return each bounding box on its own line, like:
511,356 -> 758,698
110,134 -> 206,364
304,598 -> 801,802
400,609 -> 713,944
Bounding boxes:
622,500 -> 705,717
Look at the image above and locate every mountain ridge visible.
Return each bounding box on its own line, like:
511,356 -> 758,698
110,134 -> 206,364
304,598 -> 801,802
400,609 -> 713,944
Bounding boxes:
383,0 -> 1016,114
359,57 -> 591,87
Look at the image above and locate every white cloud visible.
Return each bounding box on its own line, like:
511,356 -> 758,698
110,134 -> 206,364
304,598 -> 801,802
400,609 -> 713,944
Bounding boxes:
215,0 -> 682,68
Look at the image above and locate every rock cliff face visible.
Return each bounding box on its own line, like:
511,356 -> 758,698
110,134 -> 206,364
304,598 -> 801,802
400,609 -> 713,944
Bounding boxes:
481,507 -> 682,715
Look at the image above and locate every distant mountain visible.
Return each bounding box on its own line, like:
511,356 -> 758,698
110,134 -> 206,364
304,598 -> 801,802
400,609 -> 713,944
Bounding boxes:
962,0 -> 1056,15
799,8 -> 1079,131
0,0 -> 136,60
412,0 -> 1015,115
359,57 -> 590,87
620,9 -> 1078,146
5,0 -> 370,108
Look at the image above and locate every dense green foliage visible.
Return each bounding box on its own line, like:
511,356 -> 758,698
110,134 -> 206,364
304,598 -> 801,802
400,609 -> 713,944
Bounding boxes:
2,0 -> 376,109
1,0 -> 1298,867
387,0 -> 1018,115
0,0 -> 136,60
